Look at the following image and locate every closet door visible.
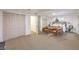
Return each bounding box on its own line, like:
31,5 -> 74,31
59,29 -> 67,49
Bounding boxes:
15,14 -> 25,37
3,12 -> 25,40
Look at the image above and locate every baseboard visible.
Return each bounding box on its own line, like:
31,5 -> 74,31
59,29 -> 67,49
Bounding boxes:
72,31 -> 79,35
76,33 -> 79,35
5,35 -> 26,41
25,32 -> 31,35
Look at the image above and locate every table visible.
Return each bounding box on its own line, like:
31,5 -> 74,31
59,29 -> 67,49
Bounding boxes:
42,26 -> 63,36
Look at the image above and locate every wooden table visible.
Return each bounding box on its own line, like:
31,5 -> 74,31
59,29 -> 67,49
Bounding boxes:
42,26 -> 63,36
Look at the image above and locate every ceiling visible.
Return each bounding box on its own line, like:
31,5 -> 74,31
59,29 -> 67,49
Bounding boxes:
1,9 -> 79,16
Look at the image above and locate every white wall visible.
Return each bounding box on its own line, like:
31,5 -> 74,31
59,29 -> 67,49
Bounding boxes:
40,16 -> 43,31
38,16 -> 41,32
64,15 -> 79,33
40,16 -> 52,31
25,15 -> 41,34
30,16 -> 38,33
3,12 -> 25,40
41,16 -> 50,27
47,14 -> 79,33
25,15 -> 31,35
26,14 -> 79,34
0,11 -> 3,42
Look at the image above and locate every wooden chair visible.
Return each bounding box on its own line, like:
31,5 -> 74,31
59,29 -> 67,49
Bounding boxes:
42,27 -> 49,33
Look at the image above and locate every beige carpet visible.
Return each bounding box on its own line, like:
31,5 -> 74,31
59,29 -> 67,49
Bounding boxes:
5,32 -> 79,50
